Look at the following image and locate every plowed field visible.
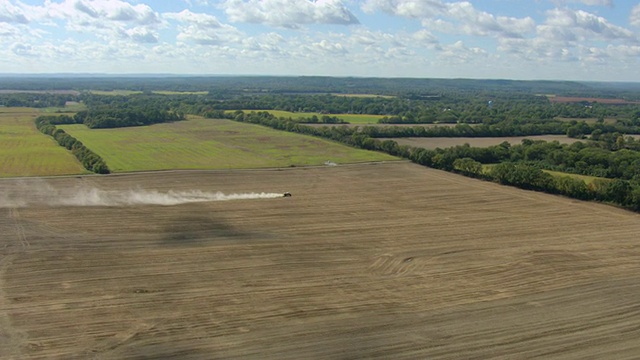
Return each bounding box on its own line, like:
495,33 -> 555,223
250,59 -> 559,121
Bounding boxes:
2,162 -> 640,359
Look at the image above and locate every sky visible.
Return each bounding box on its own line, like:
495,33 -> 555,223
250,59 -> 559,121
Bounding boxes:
1,0 -> 640,81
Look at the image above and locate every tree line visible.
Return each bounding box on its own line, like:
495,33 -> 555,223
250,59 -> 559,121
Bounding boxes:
35,115 -> 110,174
0,93 -> 76,108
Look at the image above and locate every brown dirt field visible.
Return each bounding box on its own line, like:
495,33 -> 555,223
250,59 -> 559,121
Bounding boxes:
549,96 -> 640,105
306,123 -> 458,128
385,135 -> 582,149
1,162 -> 640,359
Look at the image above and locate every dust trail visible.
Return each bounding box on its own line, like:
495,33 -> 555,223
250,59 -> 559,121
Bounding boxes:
0,183 -> 283,208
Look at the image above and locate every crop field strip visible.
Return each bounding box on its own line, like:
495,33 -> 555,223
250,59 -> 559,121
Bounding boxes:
238,110 -> 386,124
58,116 -> 396,172
386,135 -> 583,149
0,108 -> 87,177
1,162 -> 640,359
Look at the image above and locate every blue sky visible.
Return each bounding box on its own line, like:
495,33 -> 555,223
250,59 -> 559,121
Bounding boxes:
1,0 -> 640,81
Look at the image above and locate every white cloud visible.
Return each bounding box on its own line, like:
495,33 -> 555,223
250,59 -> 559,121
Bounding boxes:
124,26 -> 158,43
14,0 -> 166,46
0,1 -> 29,24
165,9 -> 223,28
11,42 -> 35,56
438,40 -> 487,63
43,0 -> 162,26
444,2 -> 535,38
222,0 -> 359,29
541,8 -> 636,43
631,4 -> 640,27
361,0 -> 534,39
0,23 -> 20,37
165,10 -> 242,46
411,29 -> 440,50
361,0 -> 446,18
563,0 -> 612,6
313,39 -> 347,54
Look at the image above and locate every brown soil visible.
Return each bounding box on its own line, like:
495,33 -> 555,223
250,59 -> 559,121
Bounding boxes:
549,96 -> 640,105
1,162 -> 640,359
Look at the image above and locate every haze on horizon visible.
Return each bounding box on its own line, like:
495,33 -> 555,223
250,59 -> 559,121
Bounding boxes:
1,0 -> 640,82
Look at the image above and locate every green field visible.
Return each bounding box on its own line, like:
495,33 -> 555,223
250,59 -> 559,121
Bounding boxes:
237,110 -> 385,124
482,164 -> 607,184
88,90 -> 143,96
543,170 -> 608,184
330,93 -> 395,98
0,108 -> 88,177
88,90 -> 209,96
152,90 -> 209,95
59,116 -> 397,172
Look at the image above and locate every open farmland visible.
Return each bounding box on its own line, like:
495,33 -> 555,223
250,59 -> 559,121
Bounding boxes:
240,110 -> 385,124
306,122 -> 459,128
59,116 -> 395,172
386,135 -> 584,149
0,108 -> 87,177
2,162 -> 640,359
548,96 -> 640,104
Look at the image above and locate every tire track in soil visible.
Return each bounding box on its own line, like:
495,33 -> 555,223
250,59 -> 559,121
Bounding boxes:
1,208 -> 30,359
9,208 -> 29,251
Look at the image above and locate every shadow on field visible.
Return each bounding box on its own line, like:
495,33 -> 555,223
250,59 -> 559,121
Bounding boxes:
161,216 -> 270,246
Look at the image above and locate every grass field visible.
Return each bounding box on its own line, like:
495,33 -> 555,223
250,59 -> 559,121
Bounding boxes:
330,93 -> 395,98
387,135 -> 583,149
87,90 -> 143,96
482,164 -> 607,184
152,91 -> 209,95
2,162 -> 640,358
239,110 -> 385,124
59,116 -> 396,172
0,108 -> 87,177
543,170 -> 608,184
88,90 -> 208,96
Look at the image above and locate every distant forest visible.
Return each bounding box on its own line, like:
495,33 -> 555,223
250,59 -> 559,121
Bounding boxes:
2,75 -> 640,100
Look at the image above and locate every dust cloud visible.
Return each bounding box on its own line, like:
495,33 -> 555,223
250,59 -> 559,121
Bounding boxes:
0,181 -> 283,208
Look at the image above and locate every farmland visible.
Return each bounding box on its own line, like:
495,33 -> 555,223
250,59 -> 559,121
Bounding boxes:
2,162 -> 640,359
59,116 -> 395,172
384,135 -> 582,149
0,108 -> 87,177
548,96 -> 640,104
240,110 -> 385,124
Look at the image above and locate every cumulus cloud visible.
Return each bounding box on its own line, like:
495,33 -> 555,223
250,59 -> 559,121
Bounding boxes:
11,42 -> 35,56
562,0 -> 612,6
0,23 -> 20,37
0,1 -> 29,24
540,8 -> 636,43
361,0 -> 445,18
12,0 -> 166,46
438,40 -> 487,63
631,4 -> 640,27
124,26 -> 158,43
165,9 -> 242,45
412,29 -> 440,50
222,0 -> 359,28
313,39 -> 347,54
361,0 -> 534,39
165,9 -> 223,28
43,0 -> 161,26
